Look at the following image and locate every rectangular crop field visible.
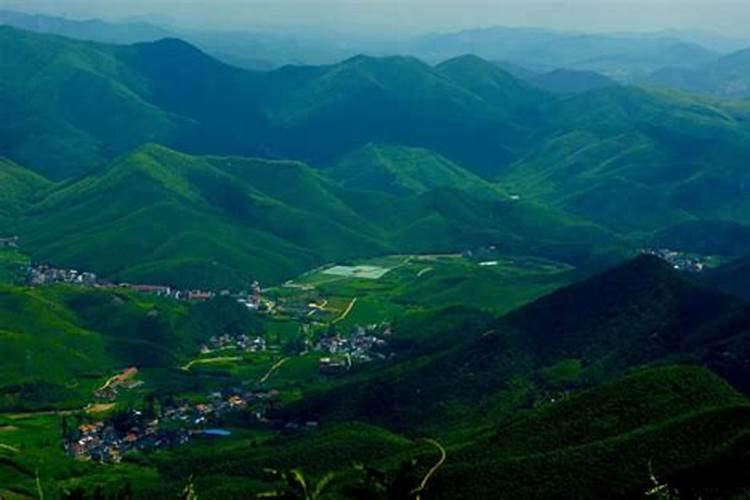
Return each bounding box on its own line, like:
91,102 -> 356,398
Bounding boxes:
322,265 -> 391,280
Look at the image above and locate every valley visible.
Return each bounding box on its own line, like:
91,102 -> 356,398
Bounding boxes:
0,251 -> 578,497
2,247 -> 749,498
1,14 -> 750,499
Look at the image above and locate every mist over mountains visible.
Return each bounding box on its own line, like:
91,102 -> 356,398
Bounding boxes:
3,8 -> 750,91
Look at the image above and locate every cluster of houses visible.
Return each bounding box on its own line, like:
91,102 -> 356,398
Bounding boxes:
65,417 -> 190,463
25,264 -> 226,302
464,245 -> 500,262
27,264 -> 98,286
640,248 -> 710,273
0,236 -> 19,248
126,284 -> 217,302
314,325 -> 390,373
65,389 -> 279,463
236,281 -> 267,311
200,334 -> 267,354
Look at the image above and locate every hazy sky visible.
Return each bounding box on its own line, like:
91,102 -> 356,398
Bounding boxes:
3,0 -> 750,37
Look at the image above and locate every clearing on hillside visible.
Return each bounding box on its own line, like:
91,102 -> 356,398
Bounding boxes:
322,265 -> 392,280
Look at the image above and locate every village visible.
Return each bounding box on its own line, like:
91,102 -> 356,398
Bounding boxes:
16,243 -> 396,464
67,316 -> 391,463
312,324 -> 391,374
26,263 -> 223,302
639,248 -> 715,272
64,387 -> 286,463
200,333 -> 267,354
68,314 -> 393,462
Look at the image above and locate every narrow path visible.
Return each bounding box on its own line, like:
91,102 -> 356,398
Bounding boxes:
96,373 -> 123,392
414,438 -> 446,500
84,403 -> 116,414
417,267 -> 433,278
36,467 -> 44,500
307,299 -> 329,317
259,357 -> 290,384
181,356 -> 243,371
8,409 -> 78,420
96,368 -> 137,392
332,297 -> 358,324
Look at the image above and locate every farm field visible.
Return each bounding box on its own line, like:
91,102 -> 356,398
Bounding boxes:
173,252 -> 576,405
279,253 -> 575,323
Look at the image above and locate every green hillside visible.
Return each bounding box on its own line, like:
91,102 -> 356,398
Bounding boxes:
434,54 -> 545,118
703,253 -> 750,301
651,219 -> 750,256
430,366 -> 750,499
257,53 -> 544,174
500,86 -> 750,247
328,143 -> 505,198
529,68 -> 618,94
0,283 -> 260,412
646,47 -> 750,98
13,144 -> 612,288
0,27 -> 194,179
0,27 -> 546,179
281,256 -> 750,431
3,27 -> 750,262
18,145 -> 385,287
3,24 -> 750,499
0,158 -> 50,232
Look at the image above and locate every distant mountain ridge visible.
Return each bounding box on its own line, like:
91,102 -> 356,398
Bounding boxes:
3,9 -> 748,85
0,27 -> 547,179
4,27 -> 750,278
646,46 -> 750,97
411,26 -> 720,80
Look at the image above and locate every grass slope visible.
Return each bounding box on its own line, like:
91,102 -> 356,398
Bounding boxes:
16,144 -> 612,288
500,86 -> 750,250
646,47 -> 750,98
703,253 -> 750,301
0,283 -> 259,411
0,158 -> 50,232
328,143 -> 505,199
0,27 -> 547,179
281,255 -> 750,431
430,366 -> 750,499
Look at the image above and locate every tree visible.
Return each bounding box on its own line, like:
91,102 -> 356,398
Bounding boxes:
343,460 -> 421,500
179,476 -> 199,500
258,468 -> 338,500
645,460 -> 680,500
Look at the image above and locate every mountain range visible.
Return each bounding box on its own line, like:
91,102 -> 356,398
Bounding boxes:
4,26 -> 750,286
4,8 -> 750,93
8,144 -> 608,288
